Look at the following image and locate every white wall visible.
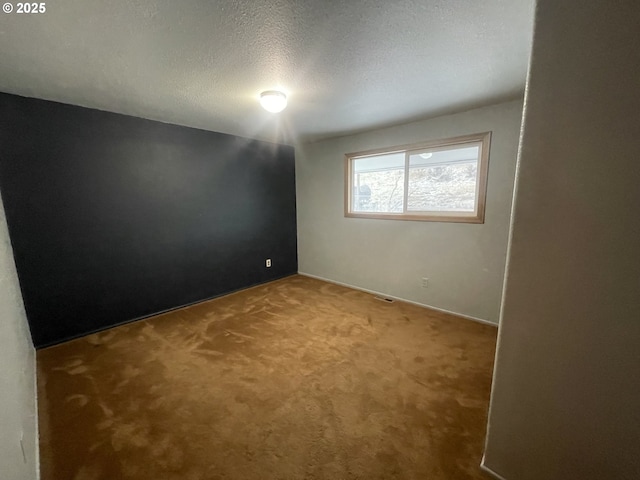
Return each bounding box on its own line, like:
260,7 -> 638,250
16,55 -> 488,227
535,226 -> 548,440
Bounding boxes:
296,100 -> 523,323
0,193 -> 38,479
483,1 -> 640,479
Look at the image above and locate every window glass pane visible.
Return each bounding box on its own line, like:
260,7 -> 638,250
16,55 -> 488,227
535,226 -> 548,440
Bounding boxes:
346,133 -> 490,222
407,144 -> 479,212
352,152 -> 405,213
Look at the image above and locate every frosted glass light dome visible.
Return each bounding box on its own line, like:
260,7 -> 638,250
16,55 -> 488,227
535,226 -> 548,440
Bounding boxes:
260,90 -> 287,113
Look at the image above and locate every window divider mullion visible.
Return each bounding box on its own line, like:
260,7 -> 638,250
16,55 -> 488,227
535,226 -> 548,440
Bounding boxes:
403,151 -> 410,214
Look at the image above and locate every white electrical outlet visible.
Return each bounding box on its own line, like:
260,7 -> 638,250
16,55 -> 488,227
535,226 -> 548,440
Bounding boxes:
421,277 -> 429,288
266,259 -> 272,268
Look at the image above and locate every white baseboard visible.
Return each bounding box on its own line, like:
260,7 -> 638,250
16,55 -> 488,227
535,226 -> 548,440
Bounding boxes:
480,458 -> 509,480
297,272 -> 497,327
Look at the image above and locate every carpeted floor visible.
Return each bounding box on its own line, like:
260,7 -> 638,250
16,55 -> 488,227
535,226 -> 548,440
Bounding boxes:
38,275 -> 497,480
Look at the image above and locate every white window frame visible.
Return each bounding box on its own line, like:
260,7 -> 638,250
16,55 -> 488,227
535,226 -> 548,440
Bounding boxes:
344,132 -> 491,223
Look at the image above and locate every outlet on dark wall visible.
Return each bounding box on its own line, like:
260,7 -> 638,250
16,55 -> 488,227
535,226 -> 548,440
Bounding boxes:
0,93 -> 298,348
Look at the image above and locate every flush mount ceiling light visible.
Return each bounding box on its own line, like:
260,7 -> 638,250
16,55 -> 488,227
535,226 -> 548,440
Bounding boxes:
260,90 -> 287,113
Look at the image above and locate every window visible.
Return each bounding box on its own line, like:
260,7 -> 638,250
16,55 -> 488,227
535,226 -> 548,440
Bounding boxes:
345,132 -> 491,223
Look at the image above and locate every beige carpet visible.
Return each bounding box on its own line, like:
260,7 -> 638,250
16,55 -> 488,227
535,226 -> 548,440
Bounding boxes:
38,275 -> 496,479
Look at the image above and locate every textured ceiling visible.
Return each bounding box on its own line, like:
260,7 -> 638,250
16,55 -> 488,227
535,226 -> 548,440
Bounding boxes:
0,0 -> 534,143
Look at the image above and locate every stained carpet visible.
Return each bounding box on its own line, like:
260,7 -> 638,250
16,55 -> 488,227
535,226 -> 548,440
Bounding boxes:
38,275 -> 497,480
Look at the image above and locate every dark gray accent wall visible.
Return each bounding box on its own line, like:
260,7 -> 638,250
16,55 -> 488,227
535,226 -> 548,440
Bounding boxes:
0,93 -> 297,348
